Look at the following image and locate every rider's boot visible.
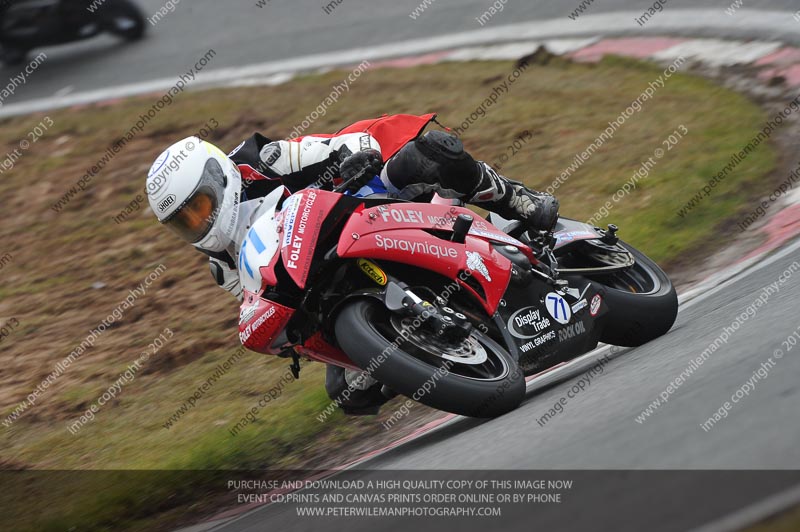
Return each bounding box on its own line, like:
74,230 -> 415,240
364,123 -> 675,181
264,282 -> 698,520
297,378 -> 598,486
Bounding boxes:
325,365 -> 389,416
469,162 -> 559,232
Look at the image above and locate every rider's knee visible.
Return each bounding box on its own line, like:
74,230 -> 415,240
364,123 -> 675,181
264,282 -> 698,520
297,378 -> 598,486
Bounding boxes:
386,131 -> 481,194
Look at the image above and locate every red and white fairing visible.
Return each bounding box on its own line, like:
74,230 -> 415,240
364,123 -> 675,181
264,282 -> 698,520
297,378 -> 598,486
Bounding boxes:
236,188 -> 296,353
278,189 -> 340,289
238,296 -> 294,352
337,203 -> 528,315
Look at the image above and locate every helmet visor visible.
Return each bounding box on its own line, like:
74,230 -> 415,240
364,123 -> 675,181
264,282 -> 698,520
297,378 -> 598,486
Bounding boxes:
162,158 -> 227,243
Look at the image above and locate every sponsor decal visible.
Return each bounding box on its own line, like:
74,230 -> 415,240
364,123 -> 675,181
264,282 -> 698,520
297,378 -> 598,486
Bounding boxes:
566,284 -> 590,301
157,194 -> 176,213
239,305 -> 277,344
374,235 -> 458,259
224,191 -> 240,236
284,190 -> 318,270
555,230 -> 597,245
260,143 -> 282,166
571,298 -> 588,313
426,212 -> 455,227
507,306 -> 551,339
228,140 -> 246,157
281,193 -> 304,249
468,227 -> 522,246
357,259 -> 388,286
545,292 -> 572,325
239,302 -> 259,325
558,321 -> 586,342
519,330 -> 556,353
359,135 -> 372,151
466,250 -> 492,282
377,208 -> 426,224
590,294 -> 602,317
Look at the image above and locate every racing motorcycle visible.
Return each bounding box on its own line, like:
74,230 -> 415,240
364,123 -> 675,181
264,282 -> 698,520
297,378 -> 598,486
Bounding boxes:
0,0 -> 145,65
237,179 -> 678,418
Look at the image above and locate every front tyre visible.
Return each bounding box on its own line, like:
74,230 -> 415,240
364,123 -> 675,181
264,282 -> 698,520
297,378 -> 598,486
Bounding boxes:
335,299 -> 525,418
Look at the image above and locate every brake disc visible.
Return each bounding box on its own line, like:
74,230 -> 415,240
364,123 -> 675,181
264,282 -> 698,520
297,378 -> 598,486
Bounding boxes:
390,315 -> 488,365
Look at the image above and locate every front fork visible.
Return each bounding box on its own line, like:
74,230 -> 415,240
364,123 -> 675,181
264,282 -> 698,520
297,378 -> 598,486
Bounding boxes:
383,281 -> 474,343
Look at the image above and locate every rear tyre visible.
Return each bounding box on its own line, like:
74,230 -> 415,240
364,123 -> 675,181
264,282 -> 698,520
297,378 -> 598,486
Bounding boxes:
588,240 -> 677,347
102,0 -> 146,41
0,46 -> 28,66
335,299 -> 525,418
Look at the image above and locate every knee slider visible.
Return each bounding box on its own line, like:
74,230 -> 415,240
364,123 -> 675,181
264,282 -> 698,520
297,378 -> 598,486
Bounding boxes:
416,131 -> 480,192
385,132 -> 482,195
415,130 -> 467,162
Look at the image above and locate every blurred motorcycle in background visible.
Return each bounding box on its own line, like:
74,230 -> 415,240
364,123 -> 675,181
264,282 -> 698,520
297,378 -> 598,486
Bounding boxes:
0,0 -> 145,65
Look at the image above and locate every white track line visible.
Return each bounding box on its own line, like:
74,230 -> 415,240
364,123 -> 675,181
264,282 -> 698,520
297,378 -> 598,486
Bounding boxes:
651,39 -> 782,67
3,9 -> 800,118
680,233 -> 800,310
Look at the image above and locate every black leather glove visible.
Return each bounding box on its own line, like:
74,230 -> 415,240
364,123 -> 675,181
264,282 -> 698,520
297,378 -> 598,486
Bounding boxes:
339,149 -> 384,193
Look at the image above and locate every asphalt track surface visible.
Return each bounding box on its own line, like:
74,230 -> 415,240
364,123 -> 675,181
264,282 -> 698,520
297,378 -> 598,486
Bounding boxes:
1,0 -> 799,105
211,240 -> 800,531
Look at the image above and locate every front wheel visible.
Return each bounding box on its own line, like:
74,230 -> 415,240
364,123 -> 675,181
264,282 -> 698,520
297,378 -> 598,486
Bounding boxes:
586,240 -> 678,347
335,299 -> 525,418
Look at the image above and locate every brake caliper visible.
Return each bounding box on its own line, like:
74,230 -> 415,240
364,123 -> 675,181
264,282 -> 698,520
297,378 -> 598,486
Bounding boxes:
383,282 -> 472,342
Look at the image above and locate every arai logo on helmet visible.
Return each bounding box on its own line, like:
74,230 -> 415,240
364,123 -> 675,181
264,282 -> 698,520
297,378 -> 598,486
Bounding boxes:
157,194 -> 176,213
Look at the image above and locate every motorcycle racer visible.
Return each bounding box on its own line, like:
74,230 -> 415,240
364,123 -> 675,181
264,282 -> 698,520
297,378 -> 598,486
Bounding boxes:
145,113 -> 558,415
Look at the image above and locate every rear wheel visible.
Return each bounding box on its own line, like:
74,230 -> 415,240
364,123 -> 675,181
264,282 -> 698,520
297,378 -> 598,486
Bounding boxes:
0,45 -> 28,66
335,299 -> 525,418
584,240 -> 677,347
102,0 -> 146,41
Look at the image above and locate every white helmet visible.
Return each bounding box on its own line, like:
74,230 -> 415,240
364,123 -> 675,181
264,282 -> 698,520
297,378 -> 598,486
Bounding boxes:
146,137 -> 242,253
